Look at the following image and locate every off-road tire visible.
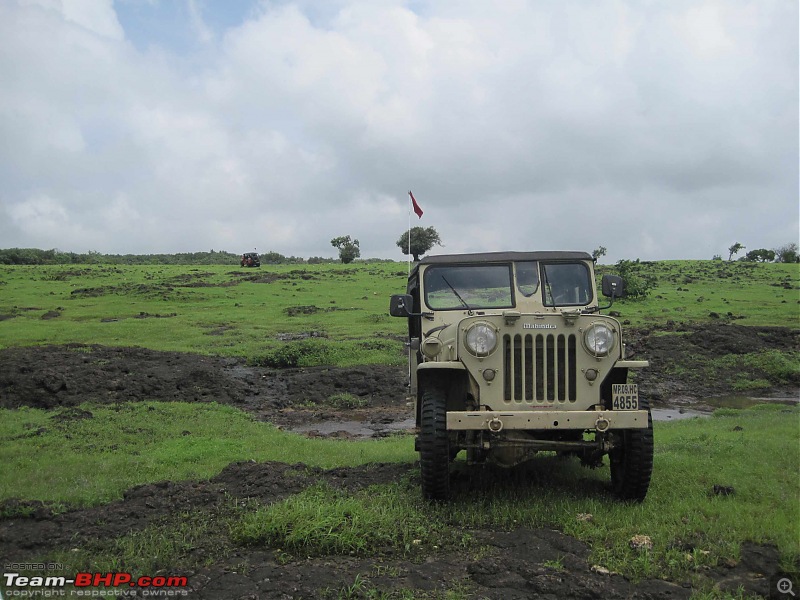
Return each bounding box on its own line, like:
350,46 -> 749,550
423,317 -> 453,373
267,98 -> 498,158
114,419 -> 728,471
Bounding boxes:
609,399 -> 653,502
419,382 -> 450,500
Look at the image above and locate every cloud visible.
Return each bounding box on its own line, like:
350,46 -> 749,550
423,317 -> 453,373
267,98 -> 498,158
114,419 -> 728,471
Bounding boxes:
0,0 -> 796,261
18,0 -> 125,39
187,0 -> 214,44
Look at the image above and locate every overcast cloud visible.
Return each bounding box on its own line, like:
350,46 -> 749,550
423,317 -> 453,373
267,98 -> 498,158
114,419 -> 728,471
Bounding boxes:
1,0 -> 797,262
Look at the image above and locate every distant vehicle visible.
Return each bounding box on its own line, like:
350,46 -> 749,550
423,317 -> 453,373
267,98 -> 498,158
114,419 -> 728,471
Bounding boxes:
389,251 -> 652,501
240,252 -> 261,267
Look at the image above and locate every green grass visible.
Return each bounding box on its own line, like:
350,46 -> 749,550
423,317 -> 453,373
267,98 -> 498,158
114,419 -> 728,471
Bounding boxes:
0,402 -> 413,508
0,263 -> 410,365
1,260 -> 797,367
597,260 -> 799,327
325,392 -> 371,409
232,482 -> 464,556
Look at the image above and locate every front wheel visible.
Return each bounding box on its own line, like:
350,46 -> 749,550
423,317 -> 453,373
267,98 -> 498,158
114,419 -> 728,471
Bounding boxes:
609,400 -> 653,502
419,382 -> 450,500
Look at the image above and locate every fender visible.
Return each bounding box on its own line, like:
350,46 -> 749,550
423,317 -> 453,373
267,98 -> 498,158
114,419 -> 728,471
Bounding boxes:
415,363 -> 469,427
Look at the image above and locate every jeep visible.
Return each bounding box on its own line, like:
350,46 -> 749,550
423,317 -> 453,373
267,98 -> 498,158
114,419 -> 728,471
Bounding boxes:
389,251 -> 653,501
241,252 -> 261,268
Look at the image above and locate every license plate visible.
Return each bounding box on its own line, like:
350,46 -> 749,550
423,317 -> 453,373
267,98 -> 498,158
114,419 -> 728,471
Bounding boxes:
612,384 -> 639,410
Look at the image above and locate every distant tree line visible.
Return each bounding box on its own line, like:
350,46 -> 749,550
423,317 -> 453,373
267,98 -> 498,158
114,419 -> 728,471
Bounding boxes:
720,242 -> 799,264
0,248 -> 397,266
0,248 -> 244,265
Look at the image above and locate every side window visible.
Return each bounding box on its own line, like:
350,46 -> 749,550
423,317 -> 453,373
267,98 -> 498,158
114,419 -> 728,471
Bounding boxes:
516,261 -> 540,297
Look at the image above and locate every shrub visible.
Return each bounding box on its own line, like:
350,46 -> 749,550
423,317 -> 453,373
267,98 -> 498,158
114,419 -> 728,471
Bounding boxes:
615,259 -> 657,300
251,340 -> 334,368
326,393 -> 369,409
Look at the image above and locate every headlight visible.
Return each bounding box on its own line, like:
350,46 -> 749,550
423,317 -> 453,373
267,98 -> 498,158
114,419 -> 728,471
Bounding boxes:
464,322 -> 498,357
583,323 -> 616,357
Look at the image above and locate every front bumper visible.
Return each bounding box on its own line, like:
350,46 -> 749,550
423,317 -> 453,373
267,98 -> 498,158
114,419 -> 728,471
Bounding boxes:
447,410 -> 649,432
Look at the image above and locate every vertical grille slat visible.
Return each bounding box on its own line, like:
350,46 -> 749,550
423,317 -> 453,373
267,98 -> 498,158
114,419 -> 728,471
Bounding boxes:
503,332 -> 577,403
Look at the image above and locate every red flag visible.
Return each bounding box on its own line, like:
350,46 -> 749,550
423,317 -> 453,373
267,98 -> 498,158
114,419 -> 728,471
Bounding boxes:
409,191 -> 423,218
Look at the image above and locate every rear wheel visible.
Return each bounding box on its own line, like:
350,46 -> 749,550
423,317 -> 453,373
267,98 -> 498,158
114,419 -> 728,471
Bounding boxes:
419,382 -> 450,500
609,399 -> 653,502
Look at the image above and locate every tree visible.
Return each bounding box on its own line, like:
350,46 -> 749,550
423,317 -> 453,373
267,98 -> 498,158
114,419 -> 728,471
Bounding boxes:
396,226 -> 443,261
744,248 -> 776,263
592,246 -> 607,261
727,242 -> 745,261
774,243 -> 799,263
330,235 -> 360,264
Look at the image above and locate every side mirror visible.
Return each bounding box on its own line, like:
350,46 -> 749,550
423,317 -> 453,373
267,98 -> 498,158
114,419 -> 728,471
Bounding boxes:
389,294 -> 415,317
601,275 -> 627,299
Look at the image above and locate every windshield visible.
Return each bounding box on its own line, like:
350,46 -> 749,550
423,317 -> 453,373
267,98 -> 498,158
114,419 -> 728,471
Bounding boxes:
541,263 -> 593,306
424,264 -> 514,310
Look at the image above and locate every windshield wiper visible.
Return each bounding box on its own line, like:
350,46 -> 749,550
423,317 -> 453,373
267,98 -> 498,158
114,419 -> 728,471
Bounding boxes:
441,275 -> 471,310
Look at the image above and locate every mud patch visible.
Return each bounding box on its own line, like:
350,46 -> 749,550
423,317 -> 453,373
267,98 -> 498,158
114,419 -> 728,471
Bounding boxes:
276,330 -> 328,341
284,305 -> 358,317
625,323 -> 799,404
0,345 -> 409,429
0,322 -> 797,430
70,283 -> 180,300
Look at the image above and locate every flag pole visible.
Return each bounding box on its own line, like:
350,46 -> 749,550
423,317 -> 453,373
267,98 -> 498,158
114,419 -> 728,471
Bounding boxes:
407,191 -> 412,276
406,193 -> 412,388
405,190 -> 423,388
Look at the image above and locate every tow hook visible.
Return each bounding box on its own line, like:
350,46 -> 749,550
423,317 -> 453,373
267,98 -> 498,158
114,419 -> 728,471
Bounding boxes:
487,417 -> 504,433
595,416 -> 610,432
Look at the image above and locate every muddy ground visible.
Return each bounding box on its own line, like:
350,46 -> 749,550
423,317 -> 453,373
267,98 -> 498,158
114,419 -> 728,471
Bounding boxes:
0,322 -> 798,599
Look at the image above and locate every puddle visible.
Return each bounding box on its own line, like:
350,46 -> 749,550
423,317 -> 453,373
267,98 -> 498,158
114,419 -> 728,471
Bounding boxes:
651,408 -> 707,421
653,395 -> 798,421
292,418 -> 416,437
698,395 -> 799,411
287,395 -> 798,437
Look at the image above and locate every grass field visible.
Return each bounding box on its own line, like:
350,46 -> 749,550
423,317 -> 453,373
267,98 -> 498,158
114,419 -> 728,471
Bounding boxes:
0,263 -> 410,365
1,258 -> 798,598
0,259 -> 797,363
595,259 -> 799,327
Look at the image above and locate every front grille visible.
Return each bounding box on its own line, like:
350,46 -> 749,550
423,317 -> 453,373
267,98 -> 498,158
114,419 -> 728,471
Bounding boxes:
502,333 -> 577,402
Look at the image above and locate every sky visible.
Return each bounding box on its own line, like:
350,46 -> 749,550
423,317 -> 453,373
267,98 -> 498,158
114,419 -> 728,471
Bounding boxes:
1,0 -> 797,263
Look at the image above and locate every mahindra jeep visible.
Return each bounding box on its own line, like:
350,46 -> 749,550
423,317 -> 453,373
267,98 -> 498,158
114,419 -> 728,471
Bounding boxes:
240,252 -> 261,268
389,251 -> 653,501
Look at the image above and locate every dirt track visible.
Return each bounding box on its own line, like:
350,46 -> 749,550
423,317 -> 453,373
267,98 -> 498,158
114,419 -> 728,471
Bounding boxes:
0,322 -> 797,598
